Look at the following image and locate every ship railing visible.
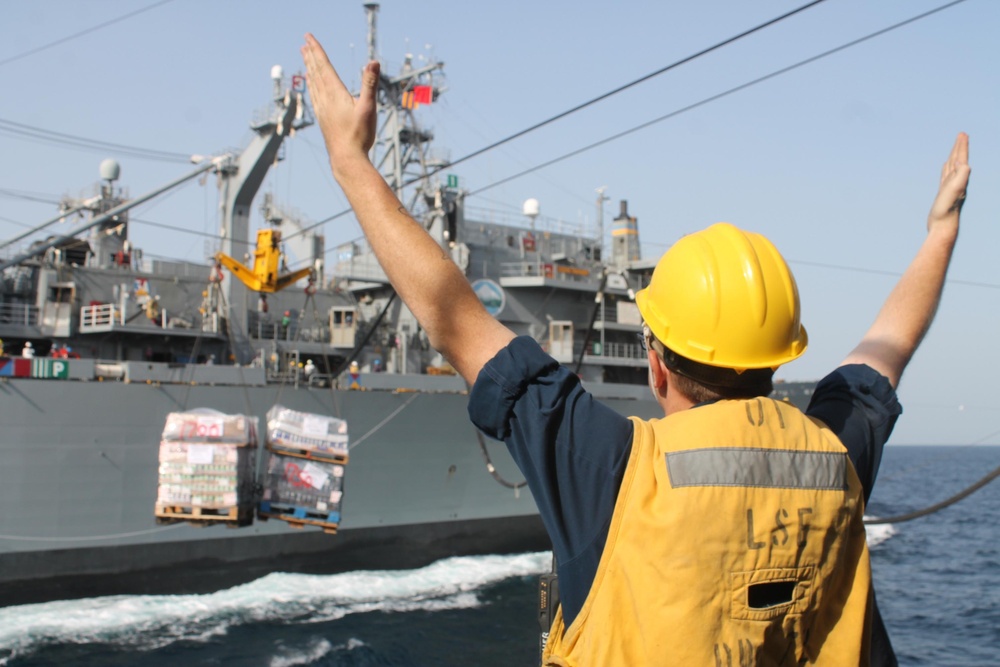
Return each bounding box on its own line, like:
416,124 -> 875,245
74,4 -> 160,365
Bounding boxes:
551,340 -> 646,365
597,302 -> 642,325
589,340 -> 647,361
0,302 -> 38,327
464,205 -> 591,237
598,303 -> 619,322
80,303 -> 122,333
143,258 -> 221,280
499,261 -> 595,283
329,238 -> 390,282
249,319 -> 332,344
252,319 -> 299,342
79,303 -> 121,332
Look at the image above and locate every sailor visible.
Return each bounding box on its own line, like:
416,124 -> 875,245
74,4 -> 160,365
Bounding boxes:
303,359 -> 316,381
347,360 -> 361,390
302,34 -> 971,666
145,296 -> 163,327
21,341 -> 34,359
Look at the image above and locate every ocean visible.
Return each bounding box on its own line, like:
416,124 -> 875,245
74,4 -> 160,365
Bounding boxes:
1,444 -> 997,666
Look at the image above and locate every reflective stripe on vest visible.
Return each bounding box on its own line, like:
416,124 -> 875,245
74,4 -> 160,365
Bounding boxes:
666,448 -> 848,490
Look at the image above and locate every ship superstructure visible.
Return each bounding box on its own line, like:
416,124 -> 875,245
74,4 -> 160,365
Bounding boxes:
0,4 -> 813,607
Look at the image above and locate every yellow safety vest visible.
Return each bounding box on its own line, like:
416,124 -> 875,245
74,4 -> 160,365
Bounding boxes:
543,397 -> 872,666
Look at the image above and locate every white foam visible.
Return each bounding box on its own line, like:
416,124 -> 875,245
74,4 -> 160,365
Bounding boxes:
864,517 -> 898,548
0,528 -> 902,662
0,551 -> 551,658
268,638 -> 335,667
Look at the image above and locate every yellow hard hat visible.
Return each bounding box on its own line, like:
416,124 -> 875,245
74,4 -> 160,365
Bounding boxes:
635,222 -> 807,371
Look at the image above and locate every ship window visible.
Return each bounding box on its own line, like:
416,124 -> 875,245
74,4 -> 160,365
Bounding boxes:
48,286 -> 74,303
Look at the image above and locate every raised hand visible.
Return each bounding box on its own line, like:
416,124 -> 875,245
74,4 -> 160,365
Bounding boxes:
927,132 -> 971,234
300,33 -> 380,175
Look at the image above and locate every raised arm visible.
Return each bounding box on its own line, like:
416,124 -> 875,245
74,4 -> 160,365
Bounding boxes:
841,132 -> 971,388
301,34 -> 514,384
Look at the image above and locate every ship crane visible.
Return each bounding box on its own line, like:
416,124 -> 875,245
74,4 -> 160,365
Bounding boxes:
214,228 -> 312,293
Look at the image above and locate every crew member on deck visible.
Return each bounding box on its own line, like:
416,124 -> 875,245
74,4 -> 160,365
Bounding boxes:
301,33 -> 971,666
145,297 -> 163,327
347,360 -> 361,390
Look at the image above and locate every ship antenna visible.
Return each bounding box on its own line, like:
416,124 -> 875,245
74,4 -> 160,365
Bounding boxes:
595,186 -> 609,259
364,3 -> 379,62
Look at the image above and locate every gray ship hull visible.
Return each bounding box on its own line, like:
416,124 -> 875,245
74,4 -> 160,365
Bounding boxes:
0,370 -> 668,607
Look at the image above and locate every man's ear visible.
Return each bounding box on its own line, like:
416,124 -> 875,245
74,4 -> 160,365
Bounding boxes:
648,349 -> 669,391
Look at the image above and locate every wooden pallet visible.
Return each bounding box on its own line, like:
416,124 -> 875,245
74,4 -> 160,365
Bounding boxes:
266,443 -> 348,466
257,501 -> 340,534
154,503 -> 252,527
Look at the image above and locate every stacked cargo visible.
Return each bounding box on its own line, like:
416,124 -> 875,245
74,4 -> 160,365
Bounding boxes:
258,404 -> 348,534
154,409 -> 257,527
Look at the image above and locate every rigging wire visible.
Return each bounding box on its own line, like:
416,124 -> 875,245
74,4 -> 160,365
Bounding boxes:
288,0 -> 832,238
0,187 -> 62,206
864,462 -> 1000,525
0,0 -> 177,68
0,523 -> 187,542
790,259 -> 1000,290
415,0 -> 830,178
0,118 -> 193,164
468,0 -> 969,197
865,429 -> 1000,525
289,0 -> 967,248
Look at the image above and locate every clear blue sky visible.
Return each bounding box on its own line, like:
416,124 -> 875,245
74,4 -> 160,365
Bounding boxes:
1,0 -> 997,445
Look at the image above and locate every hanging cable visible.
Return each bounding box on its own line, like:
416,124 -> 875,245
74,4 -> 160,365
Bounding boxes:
865,462 -> 1000,525
475,428 -> 527,491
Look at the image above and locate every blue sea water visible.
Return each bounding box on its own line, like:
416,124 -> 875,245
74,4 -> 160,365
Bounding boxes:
1,445 -> 997,666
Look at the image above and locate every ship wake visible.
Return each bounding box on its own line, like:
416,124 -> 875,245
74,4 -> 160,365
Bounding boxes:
0,551 -> 551,663
0,526 -> 898,663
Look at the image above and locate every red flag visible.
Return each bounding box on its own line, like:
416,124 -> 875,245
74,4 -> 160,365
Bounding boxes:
413,85 -> 433,105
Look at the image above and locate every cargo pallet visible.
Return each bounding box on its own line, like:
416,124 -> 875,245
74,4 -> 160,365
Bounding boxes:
266,443 -> 348,465
257,501 -> 340,534
154,503 -> 253,527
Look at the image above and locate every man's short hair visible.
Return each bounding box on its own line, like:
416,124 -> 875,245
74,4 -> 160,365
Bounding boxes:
644,326 -> 773,402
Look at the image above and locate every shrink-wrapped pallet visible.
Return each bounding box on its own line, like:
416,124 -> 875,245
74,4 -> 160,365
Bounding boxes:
266,404 -> 348,462
155,408 -> 258,526
161,408 -> 257,444
258,449 -> 345,531
156,441 -> 256,508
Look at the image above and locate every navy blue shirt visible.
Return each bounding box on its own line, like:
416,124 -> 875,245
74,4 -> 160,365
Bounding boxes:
469,336 -> 902,645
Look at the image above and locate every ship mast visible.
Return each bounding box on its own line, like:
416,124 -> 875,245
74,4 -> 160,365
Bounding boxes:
364,3 -> 444,212
216,66 -> 312,362
335,5 -> 454,375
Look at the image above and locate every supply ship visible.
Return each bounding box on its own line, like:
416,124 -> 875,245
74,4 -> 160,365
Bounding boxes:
0,5 -> 813,607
